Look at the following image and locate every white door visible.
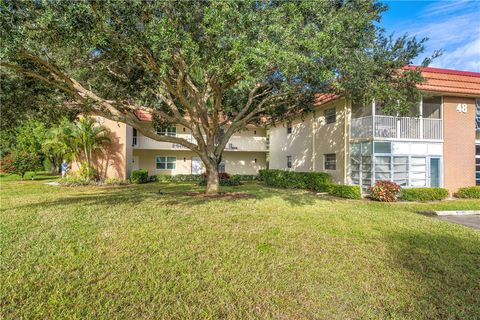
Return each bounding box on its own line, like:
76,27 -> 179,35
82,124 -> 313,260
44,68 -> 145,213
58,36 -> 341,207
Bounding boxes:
132,156 -> 139,171
191,157 -> 203,175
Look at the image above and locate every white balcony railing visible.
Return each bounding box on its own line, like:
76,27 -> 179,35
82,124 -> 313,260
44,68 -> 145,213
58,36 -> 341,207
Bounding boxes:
134,133 -> 267,151
351,116 -> 443,140
172,136 -> 198,149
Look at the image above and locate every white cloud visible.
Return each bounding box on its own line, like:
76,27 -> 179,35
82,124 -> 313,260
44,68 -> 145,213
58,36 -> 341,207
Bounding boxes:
431,35 -> 480,71
395,1 -> 480,71
420,0 -> 472,17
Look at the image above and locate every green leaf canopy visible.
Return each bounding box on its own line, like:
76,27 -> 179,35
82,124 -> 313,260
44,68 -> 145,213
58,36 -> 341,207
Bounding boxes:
0,0 -> 436,193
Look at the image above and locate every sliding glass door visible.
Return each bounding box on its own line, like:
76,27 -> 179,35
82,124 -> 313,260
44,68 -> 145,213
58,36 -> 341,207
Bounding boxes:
429,158 -> 440,187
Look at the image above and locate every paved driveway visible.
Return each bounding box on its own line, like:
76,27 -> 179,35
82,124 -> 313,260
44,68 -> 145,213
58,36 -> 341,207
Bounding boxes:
436,215 -> 480,229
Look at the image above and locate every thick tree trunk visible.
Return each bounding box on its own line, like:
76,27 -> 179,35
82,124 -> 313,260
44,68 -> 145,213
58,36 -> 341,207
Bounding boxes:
205,165 -> 220,195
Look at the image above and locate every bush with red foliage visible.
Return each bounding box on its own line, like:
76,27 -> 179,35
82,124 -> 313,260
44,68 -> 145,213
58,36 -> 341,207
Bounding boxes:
218,172 -> 230,180
368,180 -> 401,202
199,172 -> 240,186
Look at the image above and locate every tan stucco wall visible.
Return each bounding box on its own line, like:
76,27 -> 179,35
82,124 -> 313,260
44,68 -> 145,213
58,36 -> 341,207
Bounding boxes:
132,149 -> 266,176
268,98 -> 349,184
269,114 -> 314,172
443,96 -> 477,192
313,99 -> 349,183
223,151 -> 267,174
72,116 -> 128,179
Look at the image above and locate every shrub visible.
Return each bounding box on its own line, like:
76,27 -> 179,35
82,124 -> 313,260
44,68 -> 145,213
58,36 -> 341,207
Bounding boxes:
234,174 -> 258,181
455,186 -> 480,199
329,185 -> 362,199
103,177 -> 130,186
400,187 -> 449,201
59,176 -> 94,186
147,175 -> 158,182
157,173 -> 257,183
130,169 -> 148,184
369,181 -> 401,202
157,174 -> 203,182
198,172 -> 241,186
259,169 -> 332,192
226,175 -> 241,186
59,176 -> 130,187
218,172 -> 231,180
78,163 -> 95,180
1,151 -> 41,179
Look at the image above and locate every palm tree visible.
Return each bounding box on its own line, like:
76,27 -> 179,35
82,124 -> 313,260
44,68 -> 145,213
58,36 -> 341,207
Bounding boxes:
71,117 -> 111,176
42,119 -> 75,174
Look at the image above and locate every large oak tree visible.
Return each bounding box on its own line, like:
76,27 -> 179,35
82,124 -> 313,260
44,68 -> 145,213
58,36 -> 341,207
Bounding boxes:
0,0 -> 435,193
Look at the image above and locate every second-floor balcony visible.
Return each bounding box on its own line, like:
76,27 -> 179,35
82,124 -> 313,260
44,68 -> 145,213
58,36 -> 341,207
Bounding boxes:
351,115 -> 443,141
133,133 -> 268,152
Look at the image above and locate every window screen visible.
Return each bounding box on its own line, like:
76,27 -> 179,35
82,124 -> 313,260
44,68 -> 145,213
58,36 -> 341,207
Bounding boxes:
324,108 -> 336,124
324,154 -> 336,170
156,156 -> 176,169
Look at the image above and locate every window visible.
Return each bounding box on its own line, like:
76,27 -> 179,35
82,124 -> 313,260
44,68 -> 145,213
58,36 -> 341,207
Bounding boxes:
132,128 -> 137,146
393,156 -> 409,186
374,142 -> 391,154
287,123 -> 292,134
324,153 -> 336,170
422,96 -> 442,119
156,156 -> 176,170
410,157 -> 426,187
157,126 -> 176,136
374,156 -> 391,180
287,156 -> 292,169
476,143 -> 480,185
324,108 -> 336,124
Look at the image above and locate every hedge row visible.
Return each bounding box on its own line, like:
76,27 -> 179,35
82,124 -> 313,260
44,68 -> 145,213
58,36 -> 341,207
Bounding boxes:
156,173 -> 258,182
156,174 -> 202,182
455,186 -> 480,199
198,175 -> 242,186
130,169 -> 149,184
258,169 -> 361,199
259,169 -> 332,192
328,184 -> 362,199
400,187 -> 449,201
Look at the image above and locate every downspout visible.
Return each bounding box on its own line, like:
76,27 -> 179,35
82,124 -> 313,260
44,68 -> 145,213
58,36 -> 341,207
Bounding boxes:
312,112 -> 316,171
344,98 -> 349,184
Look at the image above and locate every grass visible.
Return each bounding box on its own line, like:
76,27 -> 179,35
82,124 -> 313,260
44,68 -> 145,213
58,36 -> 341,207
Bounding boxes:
0,171 -> 59,182
1,179 -> 479,319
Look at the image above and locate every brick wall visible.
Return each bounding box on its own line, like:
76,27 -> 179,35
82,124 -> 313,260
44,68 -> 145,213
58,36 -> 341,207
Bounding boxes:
443,96 -> 476,193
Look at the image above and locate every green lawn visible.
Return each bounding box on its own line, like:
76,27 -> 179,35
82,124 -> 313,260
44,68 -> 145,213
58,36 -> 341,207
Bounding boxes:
0,171 -> 59,182
1,179 -> 479,319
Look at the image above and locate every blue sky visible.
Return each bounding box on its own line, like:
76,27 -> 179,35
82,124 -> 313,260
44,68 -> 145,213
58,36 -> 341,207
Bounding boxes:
380,0 -> 480,72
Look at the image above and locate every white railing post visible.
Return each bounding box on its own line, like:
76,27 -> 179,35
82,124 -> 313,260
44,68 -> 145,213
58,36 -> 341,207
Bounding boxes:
419,97 -> 424,139
396,118 -> 401,139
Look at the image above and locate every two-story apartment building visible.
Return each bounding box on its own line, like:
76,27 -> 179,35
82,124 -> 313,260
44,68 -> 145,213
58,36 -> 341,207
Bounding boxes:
269,67 -> 480,193
92,66 -> 478,193
93,111 -> 268,179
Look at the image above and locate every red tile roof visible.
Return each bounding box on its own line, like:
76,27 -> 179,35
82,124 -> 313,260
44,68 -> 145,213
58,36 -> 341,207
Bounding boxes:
314,93 -> 339,106
403,65 -> 480,96
134,110 -> 152,121
134,67 -> 479,121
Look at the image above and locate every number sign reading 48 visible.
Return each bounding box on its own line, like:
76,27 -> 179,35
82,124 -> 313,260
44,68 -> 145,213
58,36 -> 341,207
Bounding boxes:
456,103 -> 468,113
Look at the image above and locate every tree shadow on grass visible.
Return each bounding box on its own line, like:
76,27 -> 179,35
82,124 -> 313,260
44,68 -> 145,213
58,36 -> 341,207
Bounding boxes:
384,231 -> 480,318
3,182 -> 321,212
